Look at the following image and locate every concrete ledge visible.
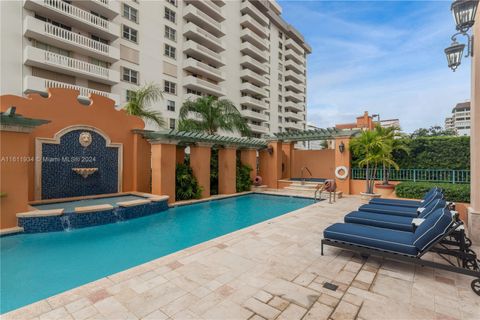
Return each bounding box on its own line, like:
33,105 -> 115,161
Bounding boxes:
75,204 -> 113,214
17,209 -> 64,218
149,195 -> 169,202
0,226 -> 24,236
117,199 -> 152,207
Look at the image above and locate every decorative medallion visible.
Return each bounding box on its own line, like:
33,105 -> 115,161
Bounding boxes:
79,132 -> 92,148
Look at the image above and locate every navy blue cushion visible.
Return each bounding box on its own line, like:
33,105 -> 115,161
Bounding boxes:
358,204 -> 419,217
323,223 -> 418,256
418,199 -> 446,218
368,198 -> 422,208
344,211 -> 415,232
413,208 -> 453,252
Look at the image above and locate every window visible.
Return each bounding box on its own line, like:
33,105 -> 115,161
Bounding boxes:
278,116 -> 282,123
164,80 -> 176,94
89,58 -> 110,68
167,100 -> 175,111
278,42 -> 283,50
126,90 -> 136,101
167,0 -> 177,7
169,118 -> 176,129
91,34 -> 108,44
187,88 -> 202,96
279,31 -> 283,39
32,40 -> 70,56
122,25 -> 138,43
278,95 -> 282,102
165,26 -> 176,41
122,67 -> 138,84
90,11 -> 108,21
123,4 -> 138,23
165,7 -> 176,23
278,84 -> 282,91
35,14 -> 71,30
164,44 -> 176,59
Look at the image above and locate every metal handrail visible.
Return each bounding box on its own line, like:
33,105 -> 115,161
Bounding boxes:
351,168 -> 470,184
300,166 -> 312,185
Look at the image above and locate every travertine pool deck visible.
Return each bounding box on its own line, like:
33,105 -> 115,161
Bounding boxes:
4,195 -> 479,320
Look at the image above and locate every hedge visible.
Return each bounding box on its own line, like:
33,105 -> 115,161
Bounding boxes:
395,182 -> 470,203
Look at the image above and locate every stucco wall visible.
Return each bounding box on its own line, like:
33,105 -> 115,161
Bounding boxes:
290,149 -> 335,179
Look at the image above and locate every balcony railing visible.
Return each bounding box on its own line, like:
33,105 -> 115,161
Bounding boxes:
240,56 -> 268,74
248,123 -> 269,133
183,58 -> 225,81
241,82 -> 268,98
240,42 -> 268,63
240,1 -> 269,26
184,75 -> 225,97
240,69 -> 268,86
183,40 -> 225,67
351,168 -> 471,184
41,0 -> 110,29
184,4 -> 224,36
241,109 -> 268,121
240,15 -> 269,39
184,22 -> 224,52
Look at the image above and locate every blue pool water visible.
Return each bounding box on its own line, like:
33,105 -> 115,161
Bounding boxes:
0,194 -> 313,313
32,194 -> 146,212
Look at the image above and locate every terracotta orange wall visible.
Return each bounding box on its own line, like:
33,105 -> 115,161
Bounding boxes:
0,131 -> 31,229
349,180 -> 400,196
335,137 -> 351,194
291,149 -> 335,179
281,142 -> 294,179
151,143 -> 176,203
190,145 -> 211,198
0,89 -> 149,201
176,146 -> 185,164
258,141 -> 282,188
132,132 -> 151,193
240,149 -> 257,180
218,148 -> 237,194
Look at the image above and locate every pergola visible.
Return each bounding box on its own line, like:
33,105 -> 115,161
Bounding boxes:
270,128 -> 361,142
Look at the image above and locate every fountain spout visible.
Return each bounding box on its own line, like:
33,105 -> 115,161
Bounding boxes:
72,168 -> 98,178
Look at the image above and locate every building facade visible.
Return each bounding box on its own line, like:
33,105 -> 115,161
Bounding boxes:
0,0 -> 311,137
445,101 -> 471,136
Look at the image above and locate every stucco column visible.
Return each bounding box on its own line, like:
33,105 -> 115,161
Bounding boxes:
218,146 -> 237,194
468,11 -> 480,244
258,140 -> 283,189
334,137 -> 351,195
151,142 -> 176,203
281,141 -> 294,179
176,146 -> 185,164
240,148 -> 257,180
190,143 -> 212,198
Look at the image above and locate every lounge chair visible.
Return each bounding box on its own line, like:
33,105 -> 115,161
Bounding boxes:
322,208 -> 480,295
368,187 -> 442,208
344,199 -> 446,232
358,192 -> 444,217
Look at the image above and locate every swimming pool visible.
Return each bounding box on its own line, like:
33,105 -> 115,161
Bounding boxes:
0,193 -> 313,313
32,194 -> 147,212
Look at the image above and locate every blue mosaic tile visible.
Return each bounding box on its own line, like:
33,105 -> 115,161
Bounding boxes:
41,129 -> 119,199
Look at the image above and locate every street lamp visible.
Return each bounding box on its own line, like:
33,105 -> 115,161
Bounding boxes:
445,0 -> 478,71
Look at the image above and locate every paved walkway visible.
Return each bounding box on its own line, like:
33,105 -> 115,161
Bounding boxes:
4,196 -> 479,320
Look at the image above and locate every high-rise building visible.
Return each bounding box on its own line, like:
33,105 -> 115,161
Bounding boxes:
445,101 -> 471,136
0,0 -> 311,137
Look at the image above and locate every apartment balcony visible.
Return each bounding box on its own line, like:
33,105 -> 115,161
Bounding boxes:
285,48 -> 304,65
240,28 -> 268,51
241,109 -> 268,122
184,22 -> 225,53
248,123 -> 269,134
240,42 -> 268,63
285,90 -> 303,103
285,69 -> 305,84
71,0 -> 120,19
183,4 -> 224,37
240,69 -> 268,87
240,56 -> 268,75
284,111 -> 303,121
23,0 -> 120,40
285,59 -> 305,75
24,46 -> 119,84
241,82 -> 268,98
183,75 -> 225,97
284,80 -> 304,93
185,0 -> 224,22
240,96 -> 268,110
183,40 -> 225,67
240,1 -> 269,26
24,75 -> 119,104
23,16 -> 119,63
284,121 -> 303,130
285,38 -> 303,55
285,101 -> 304,112
240,15 -> 269,39
183,58 -> 225,82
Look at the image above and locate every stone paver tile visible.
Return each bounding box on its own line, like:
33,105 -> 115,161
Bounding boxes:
249,315 -> 266,320
378,267 -> 414,282
2,300 -> 52,320
201,300 -> 253,320
94,296 -> 136,319
267,296 -> 289,311
330,301 -> 359,320
342,261 -> 363,273
371,274 -> 413,303
355,270 -> 376,285
71,306 -> 99,320
39,307 -> 73,320
293,272 -> 316,287
65,298 -> 92,314
191,286 -> 212,299
303,302 -> 333,320
351,280 -> 370,291
142,309 -> 169,320
160,293 -> 199,317
263,278 -> 320,308
87,289 -> 111,304
253,290 -> 273,303
189,292 -> 225,316
276,303 -> 307,320
342,293 -> 363,307
359,298 -> 435,320
243,298 -> 280,320
334,270 -> 357,285
318,293 -> 340,308
171,309 -> 204,320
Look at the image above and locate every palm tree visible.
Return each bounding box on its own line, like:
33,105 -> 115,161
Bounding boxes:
375,125 -> 409,185
123,83 -> 165,128
350,129 -> 399,194
178,96 -> 251,136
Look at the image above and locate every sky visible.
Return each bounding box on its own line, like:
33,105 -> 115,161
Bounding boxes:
278,0 -> 472,132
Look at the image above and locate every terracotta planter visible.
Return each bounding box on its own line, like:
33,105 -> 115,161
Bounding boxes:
375,183 -> 395,198
360,192 -> 381,203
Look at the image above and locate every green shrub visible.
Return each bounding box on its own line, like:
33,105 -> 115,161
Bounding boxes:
210,149 -> 219,196
395,182 -> 470,203
236,160 -> 252,192
175,163 -> 202,201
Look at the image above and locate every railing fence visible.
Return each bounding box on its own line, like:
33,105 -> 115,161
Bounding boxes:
351,168 -> 470,184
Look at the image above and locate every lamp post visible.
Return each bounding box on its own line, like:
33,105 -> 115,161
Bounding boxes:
445,0 -> 479,71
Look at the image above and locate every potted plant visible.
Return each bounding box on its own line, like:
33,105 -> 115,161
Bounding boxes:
350,128 -> 400,202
